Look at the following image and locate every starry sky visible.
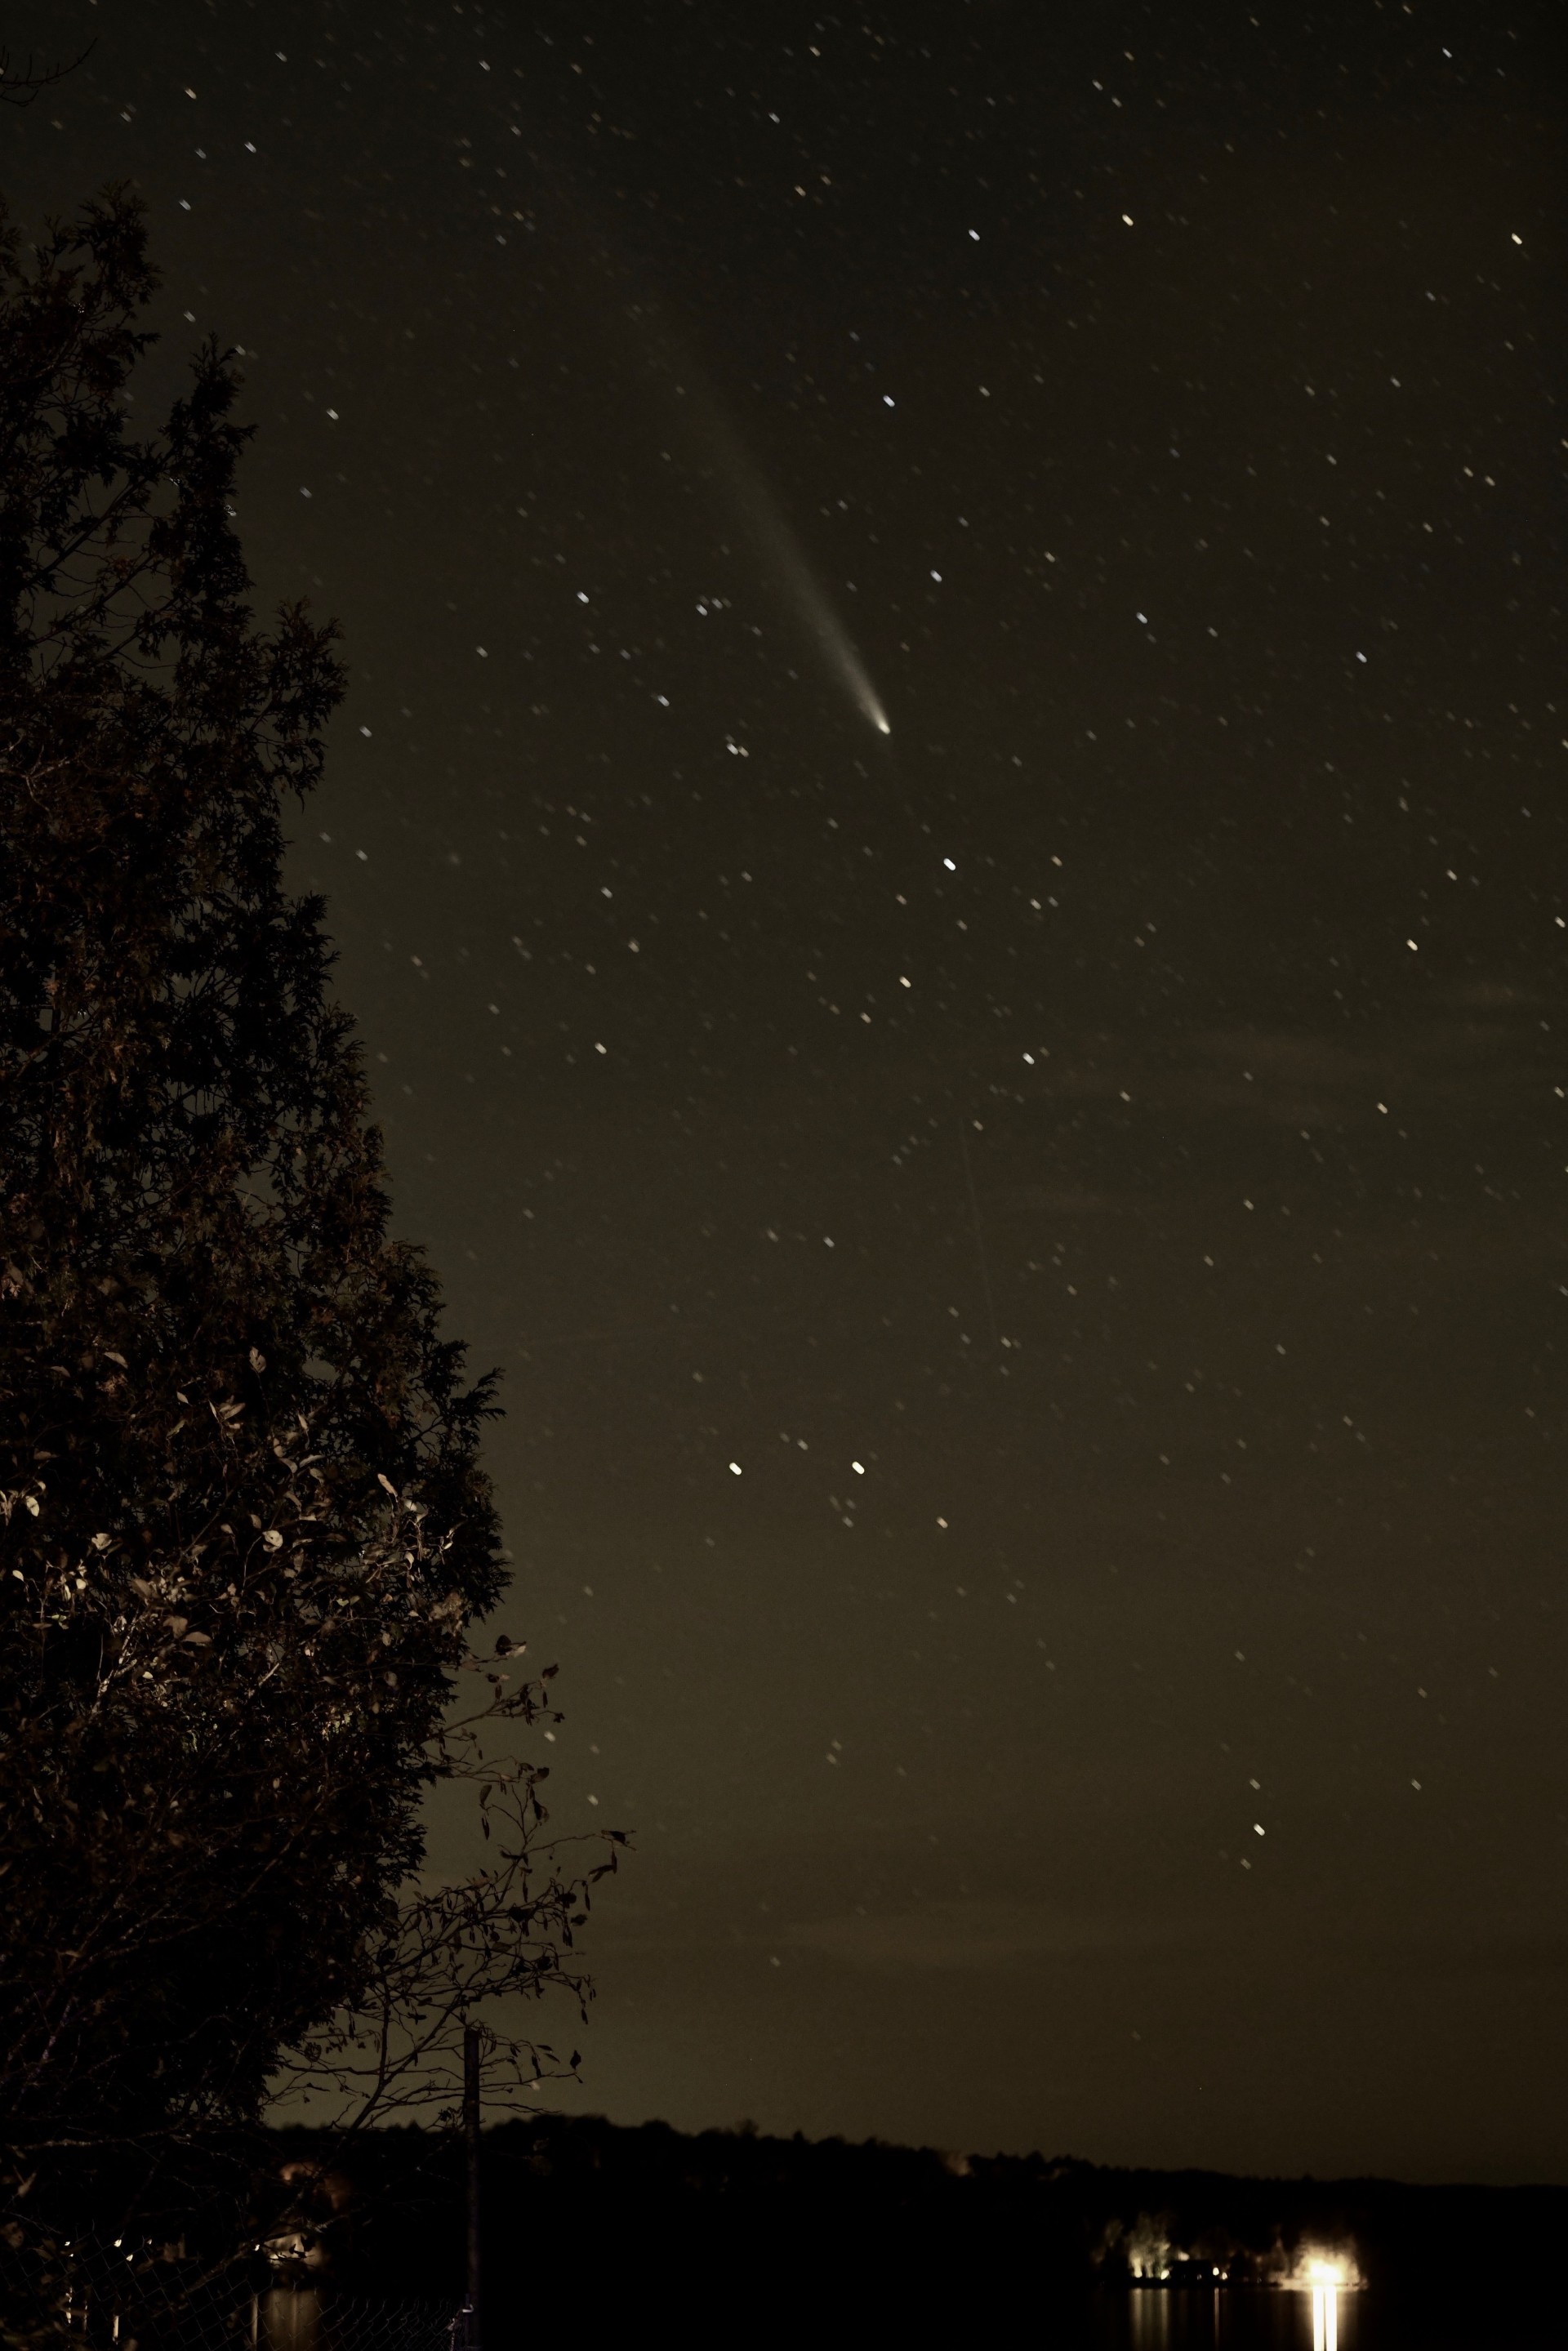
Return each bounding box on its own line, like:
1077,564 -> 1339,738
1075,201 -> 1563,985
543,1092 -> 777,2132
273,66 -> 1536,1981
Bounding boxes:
9,0 -> 1566,2184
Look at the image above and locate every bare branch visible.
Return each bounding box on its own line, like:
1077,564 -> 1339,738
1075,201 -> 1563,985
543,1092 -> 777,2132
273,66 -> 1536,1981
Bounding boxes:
0,43 -> 96,109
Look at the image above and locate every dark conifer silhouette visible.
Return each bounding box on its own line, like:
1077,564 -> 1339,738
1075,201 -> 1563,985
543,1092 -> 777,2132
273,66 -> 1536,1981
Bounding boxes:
0,190 -> 616,2261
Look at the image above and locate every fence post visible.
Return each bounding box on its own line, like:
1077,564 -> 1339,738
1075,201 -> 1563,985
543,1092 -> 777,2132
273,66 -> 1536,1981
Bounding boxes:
461,2024 -> 482,2350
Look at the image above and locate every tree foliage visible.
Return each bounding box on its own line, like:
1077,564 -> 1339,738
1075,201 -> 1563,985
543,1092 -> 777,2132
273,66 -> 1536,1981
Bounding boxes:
0,186 -> 617,2246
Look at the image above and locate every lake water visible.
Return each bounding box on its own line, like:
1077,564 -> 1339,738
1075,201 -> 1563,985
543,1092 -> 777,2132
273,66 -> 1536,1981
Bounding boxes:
1081,2290 -> 1563,2351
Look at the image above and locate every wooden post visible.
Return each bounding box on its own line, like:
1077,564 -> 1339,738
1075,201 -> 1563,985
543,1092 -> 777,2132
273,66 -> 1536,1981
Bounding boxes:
462,2024 -> 483,2349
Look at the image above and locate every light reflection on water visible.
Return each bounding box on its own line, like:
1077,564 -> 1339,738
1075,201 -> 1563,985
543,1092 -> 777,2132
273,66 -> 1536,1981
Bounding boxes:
1079,2284 -> 1564,2351
1099,2287 -> 1361,2351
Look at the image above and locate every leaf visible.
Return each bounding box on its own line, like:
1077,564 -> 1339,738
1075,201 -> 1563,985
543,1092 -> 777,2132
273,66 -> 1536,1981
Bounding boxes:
249,1347 -> 267,1372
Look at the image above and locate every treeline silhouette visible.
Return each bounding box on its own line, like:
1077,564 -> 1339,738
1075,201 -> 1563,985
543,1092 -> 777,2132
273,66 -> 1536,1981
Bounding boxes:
270,2114 -> 1566,2338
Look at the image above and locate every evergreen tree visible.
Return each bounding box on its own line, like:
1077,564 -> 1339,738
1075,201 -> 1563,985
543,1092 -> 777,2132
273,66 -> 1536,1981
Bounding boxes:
0,189 -> 604,2215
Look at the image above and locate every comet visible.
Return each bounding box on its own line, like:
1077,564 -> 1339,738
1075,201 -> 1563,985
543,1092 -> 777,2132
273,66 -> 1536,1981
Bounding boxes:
740,483 -> 891,737
627,297 -> 892,737
498,133 -> 893,732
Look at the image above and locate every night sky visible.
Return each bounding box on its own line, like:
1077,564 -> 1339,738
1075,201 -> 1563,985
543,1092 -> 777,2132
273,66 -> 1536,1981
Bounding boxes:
11,0 -> 1566,2185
